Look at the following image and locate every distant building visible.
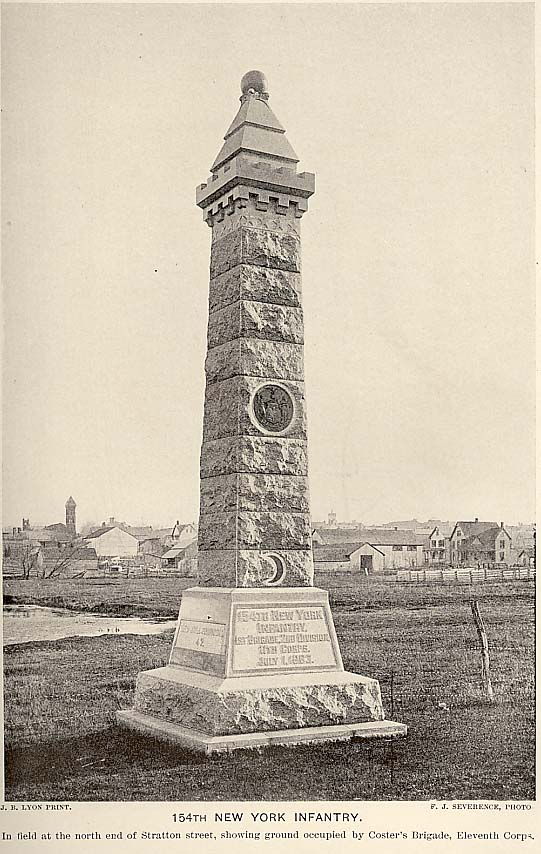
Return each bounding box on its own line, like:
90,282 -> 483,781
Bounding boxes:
121,520 -> 197,550
425,523 -> 453,565
377,518 -> 447,534
312,544 -> 368,573
83,525 -> 138,558
314,528 -> 425,573
507,524 -> 535,564
449,520 -> 511,565
517,548 -> 535,567
65,496 -> 77,536
161,539 -> 198,575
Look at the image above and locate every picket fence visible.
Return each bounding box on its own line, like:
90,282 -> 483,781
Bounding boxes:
396,565 -> 535,584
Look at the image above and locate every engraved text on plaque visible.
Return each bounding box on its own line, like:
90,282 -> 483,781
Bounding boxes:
231,604 -> 339,673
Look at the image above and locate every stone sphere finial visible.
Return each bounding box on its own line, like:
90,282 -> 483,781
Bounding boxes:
241,70 -> 268,96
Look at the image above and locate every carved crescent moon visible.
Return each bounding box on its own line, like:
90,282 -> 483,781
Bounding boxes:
263,554 -> 286,586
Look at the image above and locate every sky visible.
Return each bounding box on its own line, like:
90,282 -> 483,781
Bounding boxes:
2,2 -> 535,529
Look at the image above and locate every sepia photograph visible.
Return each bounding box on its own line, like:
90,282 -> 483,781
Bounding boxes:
1,0 -> 535,823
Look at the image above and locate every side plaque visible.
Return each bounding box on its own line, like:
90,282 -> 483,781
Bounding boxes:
232,604 -> 339,674
175,620 -> 226,656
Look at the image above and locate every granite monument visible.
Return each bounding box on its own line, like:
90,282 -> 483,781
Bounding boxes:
117,71 -> 407,752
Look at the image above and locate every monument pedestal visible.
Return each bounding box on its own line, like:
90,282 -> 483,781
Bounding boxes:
117,587 -> 406,753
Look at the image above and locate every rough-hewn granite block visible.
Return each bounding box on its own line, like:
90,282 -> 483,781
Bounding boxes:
207,300 -> 304,348
132,669 -> 384,736
200,473 -> 310,515
198,510 -> 312,550
210,227 -> 301,278
200,436 -> 309,478
205,339 -> 305,384
209,266 -> 302,313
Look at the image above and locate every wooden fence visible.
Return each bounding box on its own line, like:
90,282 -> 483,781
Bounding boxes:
396,565 -> 535,584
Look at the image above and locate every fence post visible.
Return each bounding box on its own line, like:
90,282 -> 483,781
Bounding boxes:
470,600 -> 494,702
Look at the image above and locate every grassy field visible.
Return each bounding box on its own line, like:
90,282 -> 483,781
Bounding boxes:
2,576 -> 194,618
2,577 -> 535,801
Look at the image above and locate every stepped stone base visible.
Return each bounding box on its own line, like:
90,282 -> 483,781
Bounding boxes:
119,665 -> 387,737
117,707 -> 407,755
116,587 -> 407,753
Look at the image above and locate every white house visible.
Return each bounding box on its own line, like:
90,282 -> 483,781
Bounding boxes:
83,525 -> 138,558
425,524 -> 453,565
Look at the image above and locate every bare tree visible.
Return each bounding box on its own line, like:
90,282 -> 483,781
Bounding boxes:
45,544 -> 88,578
20,544 -> 41,579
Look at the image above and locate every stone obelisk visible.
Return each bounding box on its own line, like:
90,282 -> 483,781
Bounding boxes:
117,72 -> 406,752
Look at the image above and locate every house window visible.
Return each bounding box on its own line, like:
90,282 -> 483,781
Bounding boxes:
392,545 -> 403,551
407,545 -> 416,551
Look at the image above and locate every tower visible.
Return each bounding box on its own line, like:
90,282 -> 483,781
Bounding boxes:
65,496 -> 76,536
118,72 -> 405,752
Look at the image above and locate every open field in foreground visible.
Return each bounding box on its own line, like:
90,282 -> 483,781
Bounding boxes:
2,578 -> 535,801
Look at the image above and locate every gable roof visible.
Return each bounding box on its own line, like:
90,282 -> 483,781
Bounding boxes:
312,527 -> 364,544
451,521 -> 498,539
313,543 -> 366,562
121,523 -> 195,542
349,543 -> 386,556
427,523 -> 453,539
314,527 -> 424,546
353,528 -> 425,546
162,544 -> 191,560
84,525 -> 138,541
463,526 -> 510,548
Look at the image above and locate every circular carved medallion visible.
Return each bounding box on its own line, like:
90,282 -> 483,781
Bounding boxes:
253,384 -> 294,433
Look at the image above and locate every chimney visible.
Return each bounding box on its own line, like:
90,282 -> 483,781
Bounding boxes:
109,517 -> 115,525
475,517 -> 479,523
500,522 -> 504,528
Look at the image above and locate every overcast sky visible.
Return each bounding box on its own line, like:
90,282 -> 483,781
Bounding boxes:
2,2 -> 535,529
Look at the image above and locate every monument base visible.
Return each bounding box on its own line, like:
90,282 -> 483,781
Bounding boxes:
117,586 -> 406,752
117,707 -> 406,755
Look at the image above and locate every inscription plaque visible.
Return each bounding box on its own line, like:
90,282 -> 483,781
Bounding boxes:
252,384 -> 294,433
175,620 -> 226,655
231,604 -> 338,673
